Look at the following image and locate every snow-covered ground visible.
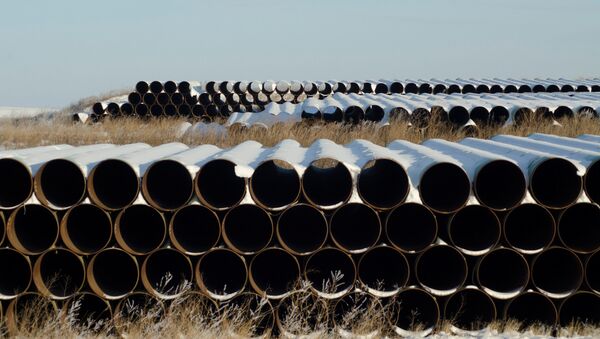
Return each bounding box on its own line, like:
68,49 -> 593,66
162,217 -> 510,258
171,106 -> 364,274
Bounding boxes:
0,106 -> 59,119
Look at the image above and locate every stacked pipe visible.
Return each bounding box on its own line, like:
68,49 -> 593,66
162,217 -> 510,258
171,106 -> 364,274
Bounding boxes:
0,134 -> 599,336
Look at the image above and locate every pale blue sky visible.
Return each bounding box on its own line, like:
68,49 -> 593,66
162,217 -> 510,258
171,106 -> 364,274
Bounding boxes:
1,0 -> 599,107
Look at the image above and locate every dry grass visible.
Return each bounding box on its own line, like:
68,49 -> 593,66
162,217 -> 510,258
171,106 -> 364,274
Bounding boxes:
1,112 -> 600,150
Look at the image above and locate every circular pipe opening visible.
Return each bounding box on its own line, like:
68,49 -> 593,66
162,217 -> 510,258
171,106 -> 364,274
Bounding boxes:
330,203 -> 381,254
141,248 -> 192,300
503,203 -> 555,254
505,292 -> 557,328
554,106 -> 574,120
149,81 -> 163,94
114,292 -> 164,333
333,292 -> 382,337
449,205 -> 501,256
276,204 -> 328,255
358,246 -> 409,297
410,108 -> 431,128
490,106 -> 510,125
513,107 -> 533,124
433,84 -> 447,94
142,160 -> 193,211
35,159 -> 86,209
374,83 -> 388,94
121,103 -> 134,115
344,105 -> 364,124
64,293 -> 112,330
88,248 -> 139,300
419,162 -> 470,213
386,203 -> 437,253
61,204 -> 112,255
419,83 -> 433,94
470,106 -> 490,125
532,247 -> 583,298
365,105 -> 385,122
150,104 -> 163,117
518,85 -> 532,93
135,103 -> 148,116
390,288 -> 439,336
195,159 -> 246,210
559,292 -> 600,327
115,205 -> 166,255
8,204 -> 58,255
302,159 -> 353,210
476,248 -> 529,299
561,84 -> 575,92
584,160 -> 600,205
447,84 -> 461,94
304,247 -> 356,299
143,93 -> 156,105
0,248 -> 31,299
136,81 -> 149,94
390,82 -> 404,94
250,160 -> 300,211
405,83 -> 418,94
504,85 -> 518,93
558,203 -> 600,253
157,92 -> 170,105
449,106 -> 470,126
223,204 -> 273,255
476,84 -> 490,93
533,84 -> 546,92
169,204 -> 220,255
249,248 -> 300,299
444,288 -> 496,332
416,245 -> 467,296
0,158 -> 32,209
33,248 -> 85,300
276,291 -> 328,336
6,293 -> 58,335
586,250 -> 600,294
530,158 -> 582,209
462,84 -> 476,94
474,160 -> 526,210
178,81 -> 191,93
224,293 -> 274,338
88,159 -> 139,210
490,85 -> 503,93
357,159 -> 409,210
92,102 -> 105,115
196,248 -> 247,300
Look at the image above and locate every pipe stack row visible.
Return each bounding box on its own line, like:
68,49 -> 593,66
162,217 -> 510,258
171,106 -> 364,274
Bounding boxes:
1,133 -> 600,336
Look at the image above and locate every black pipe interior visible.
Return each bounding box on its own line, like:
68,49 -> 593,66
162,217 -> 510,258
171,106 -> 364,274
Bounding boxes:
178,104 -> 192,117
386,203 -> 437,253
585,161 -> 600,206
91,249 -> 138,297
224,205 -> 272,254
150,104 -> 163,117
444,289 -> 495,331
144,160 -> 193,211
117,205 -> 165,254
390,82 -> 403,94
0,158 -> 32,208
330,203 -> 381,252
477,248 -> 529,296
416,246 -> 467,293
531,158 -> 581,209
117,293 -> 163,323
359,246 -> 408,293
149,81 -> 163,94
476,84 -> 490,93
198,249 -> 246,296
504,204 -> 555,253
38,249 -> 84,298
0,249 -> 30,297
554,106 -> 574,120
410,108 -> 431,128
157,92 -> 170,106
92,103 -> 105,115
305,248 -> 355,295
375,83 -> 388,94
277,204 -> 327,254
64,204 -> 111,254
66,294 -> 111,328
277,292 -> 326,334
475,160 -> 526,210
251,161 -> 300,209
143,93 -> 156,105
348,82 -> 360,94
586,251 -> 600,292
390,289 -> 439,331
39,159 -> 86,208
105,103 -> 120,115
178,81 -> 191,93
322,107 -> 343,122
490,85 -> 503,93
225,294 -> 274,337
419,163 -> 470,213
344,106 -> 364,124
576,85 -> 589,92
513,107 -> 533,124
532,247 -> 583,295
302,160 -> 352,208
358,159 -> 409,210
164,104 -> 177,117
470,106 -> 490,125
11,293 -> 57,326
419,83 -> 433,94
449,205 -> 500,253
405,83 -> 418,94
163,81 -> 177,94
365,105 -> 385,122
505,292 -> 557,327
490,106 -> 510,125
128,92 -> 141,105
433,84 -> 447,94
171,93 -> 184,106
361,83 -> 373,94
144,249 -> 191,296
560,292 -> 600,326
559,203 -> 600,253
504,85 -> 518,93
334,292 -> 381,333
121,103 -> 134,115
135,104 -> 148,116
136,81 -> 149,94
533,84 -> 546,93
11,205 -> 57,253
518,85 -> 532,93
461,84 -> 476,94
447,84 -> 461,94
251,249 -> 299,296
171,205 -> 220,254
561,85 -> 575,92
196,160 -> 246,209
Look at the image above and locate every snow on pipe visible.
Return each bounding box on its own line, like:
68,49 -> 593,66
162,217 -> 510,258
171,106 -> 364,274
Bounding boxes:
87,248 -> 139,300
333,292 -> 382,337
169,204 -> 220,255
0,248 -> 31,300
475,248 -> 529,299
115,204 -> 166,256
33,248 -> 85,300
389,287 -> 440,336
301,159 -> 353,210
141,248 -> 193,300
249,160 -> 301,211
304,247 -> 356,299
357,158 -> 410,210
7,204 -> 58,255
385,203 -> 437,253
357,245 -> 409,297
276,203 -> 328,256
249,247 -> 300,299
276,291 -> 328,337
503,203 -> 556,255
222,204 -> 273,255
329,203 -> 381,254
586,250 -> 600,294
195,248 -> 247,300
444,287 -> 497,333
195,159 -> 247,210
63,292 -> 112,330
5,292 -> 58,336
557,203 -> 600,254
416,245 -> 468,296
447,205 -> 501,256
223,293 -> 275,338
531,246 -> 583,299
504,291 -> 558,328
60,204 -> 112,255
559,292 -> 600,327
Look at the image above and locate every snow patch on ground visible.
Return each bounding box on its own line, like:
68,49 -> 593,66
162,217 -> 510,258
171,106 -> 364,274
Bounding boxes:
0,106 -> 59,119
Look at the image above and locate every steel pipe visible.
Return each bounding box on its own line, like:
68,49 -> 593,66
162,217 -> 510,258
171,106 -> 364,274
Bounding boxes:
276,291 -> 328,338
276,203 -> 328,256
6,292 -> 58,336
63,292 -> 112,331
196,248 -> 247,300
444,287 -> 497,332
169,204 -> 220,255
559,292 -> 600,327
142,159 -> 195,211
7,204 -> 58,255
504,291 -> 557,328
416,245 -> 467,296
304,247 -> 356,299
0,248 -> 31,299
358,245 -> 409,297
149,81 -> 163,94
302,159 -> 353,210
136,81 -> 149,94
223,204 -> 273,255
475,248 -> 529,299
60,204 -> 112,255
330,203 -> 381,254
586,249 -> 600,294
115,204 -> 166,255
448,205 -> 501,256
249,247 -> 300,299
223,293 -> 274,338
141,248 -> 193,300
389,287 -> 440,337
333,292 -> 382,337
532,246 -> 583,298
503,203 -> 555,254
114,292 -> 165,334
143,92 -> 156,105
557,203 -> 600,254
250,160 -> 301,211
87,248 -> 139,300
385,203 -> 437,253
357,159 -> 409,210
195,159 -> 247,210
33,248 -> 85,300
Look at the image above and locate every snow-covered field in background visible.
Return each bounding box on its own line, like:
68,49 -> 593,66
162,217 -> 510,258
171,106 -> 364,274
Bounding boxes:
0,106 -> 58,119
